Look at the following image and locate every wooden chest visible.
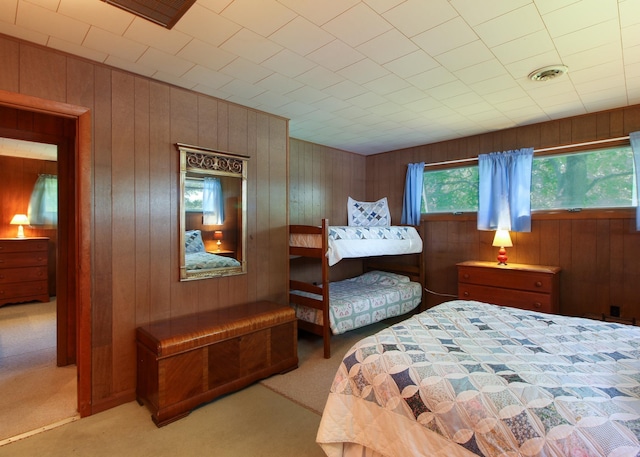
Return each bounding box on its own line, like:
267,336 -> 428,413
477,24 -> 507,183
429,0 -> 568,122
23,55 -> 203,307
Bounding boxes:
457,260 -> 561,314
136,301 -> 298,426
0,237 -> 49,307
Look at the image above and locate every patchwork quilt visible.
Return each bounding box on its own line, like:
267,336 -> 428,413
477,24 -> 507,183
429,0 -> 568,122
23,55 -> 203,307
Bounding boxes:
317,300 -> 640,457
185,251 -> 241,270
292,271 -> 422,335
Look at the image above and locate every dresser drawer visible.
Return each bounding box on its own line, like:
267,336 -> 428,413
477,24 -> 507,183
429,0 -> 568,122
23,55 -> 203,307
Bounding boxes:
0,239 -> 48,253
458,283 -> 553,314
0,251 -> 48,268
458,266 -> 553,294
0,266 -> 48,283
0,280 -> 48,300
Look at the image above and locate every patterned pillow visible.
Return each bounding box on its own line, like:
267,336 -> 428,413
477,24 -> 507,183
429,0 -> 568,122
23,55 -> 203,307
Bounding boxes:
352,270 -> 410,286
347,196 -> 391,226
185,230 -> 206,254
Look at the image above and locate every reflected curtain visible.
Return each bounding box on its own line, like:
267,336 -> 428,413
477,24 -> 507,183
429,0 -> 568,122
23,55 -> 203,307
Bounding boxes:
401,162 -> 425,226
631,131 -> 640,230
28,174 -> 58,226
478,148 -> 533,232
203,177 -> 224,225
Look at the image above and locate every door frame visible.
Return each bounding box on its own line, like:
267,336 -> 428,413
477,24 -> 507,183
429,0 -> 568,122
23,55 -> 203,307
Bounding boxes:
0,89 -> 92,417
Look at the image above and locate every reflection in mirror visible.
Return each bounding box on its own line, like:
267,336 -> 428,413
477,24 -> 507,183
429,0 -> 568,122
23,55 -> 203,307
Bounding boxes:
177,143 -> 247,280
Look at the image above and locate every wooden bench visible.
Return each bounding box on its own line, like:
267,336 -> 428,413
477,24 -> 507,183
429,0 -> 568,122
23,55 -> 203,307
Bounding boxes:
136,301 -> 298,426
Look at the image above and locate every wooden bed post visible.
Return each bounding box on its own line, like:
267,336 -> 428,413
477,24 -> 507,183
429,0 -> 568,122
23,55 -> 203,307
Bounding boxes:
321,218 -> 331,358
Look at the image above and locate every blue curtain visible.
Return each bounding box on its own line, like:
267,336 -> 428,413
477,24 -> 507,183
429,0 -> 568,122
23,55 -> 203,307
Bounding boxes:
631,131 -> 640,230
478,148 -> 533,232
28,174 -> 58,226
401,162 -> 425,225
203,177 -> 224,225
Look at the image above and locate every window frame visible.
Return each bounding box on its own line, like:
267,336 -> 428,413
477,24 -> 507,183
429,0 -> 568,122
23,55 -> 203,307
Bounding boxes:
420,139 -> 636,222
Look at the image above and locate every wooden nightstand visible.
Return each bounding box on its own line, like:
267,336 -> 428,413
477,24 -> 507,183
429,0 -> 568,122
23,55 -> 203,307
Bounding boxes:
457,260 -> 561,314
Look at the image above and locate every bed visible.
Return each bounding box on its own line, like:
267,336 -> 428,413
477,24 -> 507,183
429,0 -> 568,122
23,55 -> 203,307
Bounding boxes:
317,299 -> 640,456
184,229 -> 240,270
289,217 -> 424,358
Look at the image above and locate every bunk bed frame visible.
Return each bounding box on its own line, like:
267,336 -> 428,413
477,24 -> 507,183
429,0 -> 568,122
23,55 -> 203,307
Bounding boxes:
289,219 -> 424,358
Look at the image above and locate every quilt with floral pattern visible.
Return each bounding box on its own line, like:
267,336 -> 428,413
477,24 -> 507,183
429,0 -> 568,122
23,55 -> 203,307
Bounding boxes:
317,300 -> 640,457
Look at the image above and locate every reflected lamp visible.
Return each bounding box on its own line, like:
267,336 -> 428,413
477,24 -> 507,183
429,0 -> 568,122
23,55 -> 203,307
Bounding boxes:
10,214 -> 30,238
213,230 -> 223,250
492,229 -> 512,265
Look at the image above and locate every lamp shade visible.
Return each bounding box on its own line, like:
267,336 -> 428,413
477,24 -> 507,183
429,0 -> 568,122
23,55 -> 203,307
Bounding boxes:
213,230 -> 223,240
492,229 -> 512,247
10,214 -> 29,225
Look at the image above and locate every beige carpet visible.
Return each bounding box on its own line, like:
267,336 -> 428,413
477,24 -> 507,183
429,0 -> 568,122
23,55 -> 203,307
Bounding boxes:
260,316 -> 405,415
0,300 -> 78,443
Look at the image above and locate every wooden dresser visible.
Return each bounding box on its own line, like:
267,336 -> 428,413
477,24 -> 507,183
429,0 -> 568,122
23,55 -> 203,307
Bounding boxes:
136,301 -> 298,426
457,260 -> 561,314
0,237 -> 50,307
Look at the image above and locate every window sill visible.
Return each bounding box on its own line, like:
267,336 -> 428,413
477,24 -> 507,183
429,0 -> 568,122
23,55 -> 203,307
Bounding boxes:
421,208 -> 635,222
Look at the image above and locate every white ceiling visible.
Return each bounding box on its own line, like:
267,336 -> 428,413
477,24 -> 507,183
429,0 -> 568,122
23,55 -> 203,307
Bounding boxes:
1,0 -> 639,155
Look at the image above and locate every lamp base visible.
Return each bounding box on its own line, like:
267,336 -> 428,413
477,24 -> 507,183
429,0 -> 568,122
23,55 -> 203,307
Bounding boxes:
496,247 -> 507,265
16,225 -> 25,238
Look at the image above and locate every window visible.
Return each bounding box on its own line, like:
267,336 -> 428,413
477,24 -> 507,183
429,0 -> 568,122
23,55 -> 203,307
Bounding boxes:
184,177 -> 204,212
422,145 -> 636,213
28,174 -> 58,226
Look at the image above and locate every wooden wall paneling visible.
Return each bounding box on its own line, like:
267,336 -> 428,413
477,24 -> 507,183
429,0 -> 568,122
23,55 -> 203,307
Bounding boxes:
571,113 -> 598,144
569,220 -> 600,318
596,112 -> 611,139
288,139 -> 299,223
312,143 -> 323,222
111,71 -> 137,394
134,77 -> 151,329
269,116 -> 288,304
595,219 -> 611,314
20,45 -> 66,103
255,112 -> 270,301
148,82 -> 173,323
244,111 -> 258,305
0,37 -> 19,91
624,107 -> 640,135
537,220 -> 561,267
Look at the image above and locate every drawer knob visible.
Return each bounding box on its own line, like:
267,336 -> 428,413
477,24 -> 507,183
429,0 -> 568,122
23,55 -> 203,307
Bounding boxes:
463,274 -> 470,280
533,302 -> 541,308
463,291 -> 469,297
535,281 -> 542,288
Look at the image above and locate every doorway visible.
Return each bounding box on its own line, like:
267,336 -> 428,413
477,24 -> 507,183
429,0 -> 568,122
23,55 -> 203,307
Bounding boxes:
0,90 -> 92,418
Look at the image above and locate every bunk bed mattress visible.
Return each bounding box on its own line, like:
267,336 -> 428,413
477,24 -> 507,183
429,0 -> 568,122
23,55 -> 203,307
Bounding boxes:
185,251 -> 241,270
292,271 -> 422,335
317,300 -> 640,457
289,226 -> 423,266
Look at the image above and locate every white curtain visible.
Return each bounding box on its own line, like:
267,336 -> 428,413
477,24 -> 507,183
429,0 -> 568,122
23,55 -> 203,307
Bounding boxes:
631,131 -> 640,230
28,174 -> 58,226
202,177 -> 224,225
401,162 -> 425,226
478,148 -> 534,232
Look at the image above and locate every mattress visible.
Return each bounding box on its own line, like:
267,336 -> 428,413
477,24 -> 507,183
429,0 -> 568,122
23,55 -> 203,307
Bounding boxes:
289,225 -> 423,266
317,300 -> 640,457
292,270 -> 422,335
185,251 -> 241,270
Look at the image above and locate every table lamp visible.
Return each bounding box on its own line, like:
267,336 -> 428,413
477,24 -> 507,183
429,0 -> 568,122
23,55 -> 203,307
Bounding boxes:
492,229 -> 512,265
10,214 -> 30,238
213,230 -> 223,250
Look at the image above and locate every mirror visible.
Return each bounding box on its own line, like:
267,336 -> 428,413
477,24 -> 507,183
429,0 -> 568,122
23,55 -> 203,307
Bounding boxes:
177,143 -> 247,280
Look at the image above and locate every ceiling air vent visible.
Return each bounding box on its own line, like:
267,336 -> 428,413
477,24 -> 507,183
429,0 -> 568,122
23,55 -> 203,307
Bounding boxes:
101,0 -> 197,29
528,65 -> 569,82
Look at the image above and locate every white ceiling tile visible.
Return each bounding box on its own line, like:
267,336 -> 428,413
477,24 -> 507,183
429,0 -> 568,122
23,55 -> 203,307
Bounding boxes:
624,44 -> 640,65
337,58 -> 390,85
261,49 -> 316,78
407,67 -> 457,91
58,0 -> 133,36
442,92 -> 485,109
491,29 -> 555,66
503,50 -> 563,79
412,17 -> 477,57
542,0 -> 618,38
450,0 -> 532,26
427,80 -> 473,101
306,40 -> 365,72
473,4 -> 545,48
255,72 -> 304,94
363,0 -> 405,15
581,91 -> 629,112
49,36 -> 108,64
436,40 -> 493,72
347,92 -> 388,109
363,73 -> 411,96
533,0 -> 581,16
310,96 -> 351,113
620,0 -> 640,27
383,50 -> 439,78
181,64 -> 234,89
17,1 -> 88,45
454,59 -> 509,85
137,47 -> 194,78
553,20 -> 621,56
219,28 -> 282,64
483,86 -> 530,104
622,24 -> 640,48
286,85 -> 329,104
103,54 -> 155,77
322,3 -> 392,47
0,21 -> 48,46
219,78 -> 265,99
383,0 -> 457,37
356,29 -> 419,65
83,26 -> 147,62
198,0 -> 233,14
221,0 -> 296,37
561,42 -> 622,73
0,0 -> 16,18
269,16 -> 334,56
470,74 -> 520,96
277,0 -> 359,26
152,71 -> 198,90
385,86 -> 430,105
322,80 -> 368,100
173,3 -> 241,46
177,39 -> 236,71
124,18 -> 191,55
219,57 -> 273,84
296,66 -> 344,90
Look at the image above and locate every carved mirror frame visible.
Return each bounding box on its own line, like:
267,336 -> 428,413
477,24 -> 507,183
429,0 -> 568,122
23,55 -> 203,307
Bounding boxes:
177,143 -> 248,281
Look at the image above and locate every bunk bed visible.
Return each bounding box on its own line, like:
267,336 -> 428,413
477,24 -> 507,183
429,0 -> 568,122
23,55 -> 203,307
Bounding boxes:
317,300 -> 640,456
289,219 -> 424,358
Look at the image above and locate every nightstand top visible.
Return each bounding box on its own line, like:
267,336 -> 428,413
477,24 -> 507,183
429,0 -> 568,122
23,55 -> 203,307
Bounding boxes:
457,260 -> 561,274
